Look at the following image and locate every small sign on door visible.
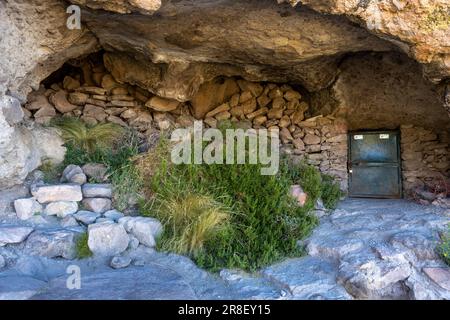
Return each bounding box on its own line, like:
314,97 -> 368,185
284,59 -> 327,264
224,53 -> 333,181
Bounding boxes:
379,134 -> 389,139
354,135 -> 363,140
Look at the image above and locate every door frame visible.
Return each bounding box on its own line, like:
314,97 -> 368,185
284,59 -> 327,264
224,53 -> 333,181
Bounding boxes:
347,129 -> 402,199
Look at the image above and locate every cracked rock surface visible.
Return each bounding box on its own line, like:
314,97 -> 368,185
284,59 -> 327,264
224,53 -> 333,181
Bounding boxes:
1,198 -> 448,300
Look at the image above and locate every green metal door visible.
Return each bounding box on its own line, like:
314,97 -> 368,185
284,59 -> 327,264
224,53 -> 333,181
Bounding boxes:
348,131 -> 401,198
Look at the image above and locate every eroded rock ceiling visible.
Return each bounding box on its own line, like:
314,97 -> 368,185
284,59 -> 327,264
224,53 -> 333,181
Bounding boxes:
1,0 -> 449,106
78,0 -> 399,101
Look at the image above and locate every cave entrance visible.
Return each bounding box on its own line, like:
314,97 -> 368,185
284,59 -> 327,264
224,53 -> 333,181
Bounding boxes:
348,130 -> 402,198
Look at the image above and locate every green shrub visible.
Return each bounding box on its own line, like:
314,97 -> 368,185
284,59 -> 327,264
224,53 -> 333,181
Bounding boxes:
438,226 -> 450,266
75,233 -> 92,259
288,161 -> 322,212
321,174 -> 343,210
287,161 -> 343,210
141,139 -> 320,271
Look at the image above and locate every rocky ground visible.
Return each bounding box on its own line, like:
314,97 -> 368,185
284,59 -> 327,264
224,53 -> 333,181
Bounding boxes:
0,197 -> 449,300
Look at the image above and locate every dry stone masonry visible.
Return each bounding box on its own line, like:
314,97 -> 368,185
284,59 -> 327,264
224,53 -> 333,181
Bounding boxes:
24,54 -> 351,190
9,164 -> 163,263
401,125 -> 450,205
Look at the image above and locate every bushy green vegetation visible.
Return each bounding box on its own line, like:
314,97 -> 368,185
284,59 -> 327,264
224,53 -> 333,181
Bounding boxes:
39,160 -> 64,184
75,233 -> 92,259
52,117 -> 143,211
438,226 -> 450,266
53,117 -> 343,270
320,174 -> 343,210
140,131 -> 342,271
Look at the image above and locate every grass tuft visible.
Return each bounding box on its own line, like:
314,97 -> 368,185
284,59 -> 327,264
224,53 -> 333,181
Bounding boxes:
75,233 -> 92,259
438,226 -> 450,266
52,117 -> 124,154
152,194 -> 230,256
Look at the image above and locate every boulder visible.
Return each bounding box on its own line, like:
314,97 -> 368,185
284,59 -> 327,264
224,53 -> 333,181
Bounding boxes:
107,115 -> 128,127
423,267 -> 450,291
191,78 -> 240,119
337,252 -> 412,299
49,90 -> 78,113
68,92 -> 89,105
81,163 -> 108,182
60,215 -> 79,228
0,226 -> 34,246
61,164 -> 87,185
95,217 -> 113,223
390,231 -> 438,260
127,235 -> 140,250
303,134 -> 321,145
63,76 -> 80,90
237,80 -> 263,97
110,256 -> 132,269
82,198 -> 112,214
103,209 -> 124,222
284,90 -> 301,101
118,216 -> 163,248
83,104 -> 107,122
44,201 -> 78,218
145,96 -> 180,112
87,221 -> 129,256
31,184 -> 82,204
77,86 -> 107,95
432,197 -> 450,209
101,74 -> 120,91
82,184 -> 112,198
290,185 -> 307,206
26,94 -> 53,111
14,198 -> 43,220
24,229 -> 82,259
1,96 -> 64,189
109,100 -> 135,107
73,211 -> 101,225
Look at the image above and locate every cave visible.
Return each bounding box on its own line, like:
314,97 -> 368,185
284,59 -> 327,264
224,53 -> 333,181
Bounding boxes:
1,0 -> 450,301
2,0 -> 446,199
22,45 -> 450,200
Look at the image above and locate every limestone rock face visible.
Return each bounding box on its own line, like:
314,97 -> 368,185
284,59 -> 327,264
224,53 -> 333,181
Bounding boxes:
298,0 -> 450,82
0,226 -> 34,246
70,0 -> 161,14
0,0 -> 99,100
80,0 -> 395,100
24,229 -> 82,259
190,78 -> 240,119
328,52 -> 450,131
0,96 -> 66,189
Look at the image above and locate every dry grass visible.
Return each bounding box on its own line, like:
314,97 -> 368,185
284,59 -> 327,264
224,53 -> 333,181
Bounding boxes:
53,117 -> 124,154
153,194 -> 230,256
